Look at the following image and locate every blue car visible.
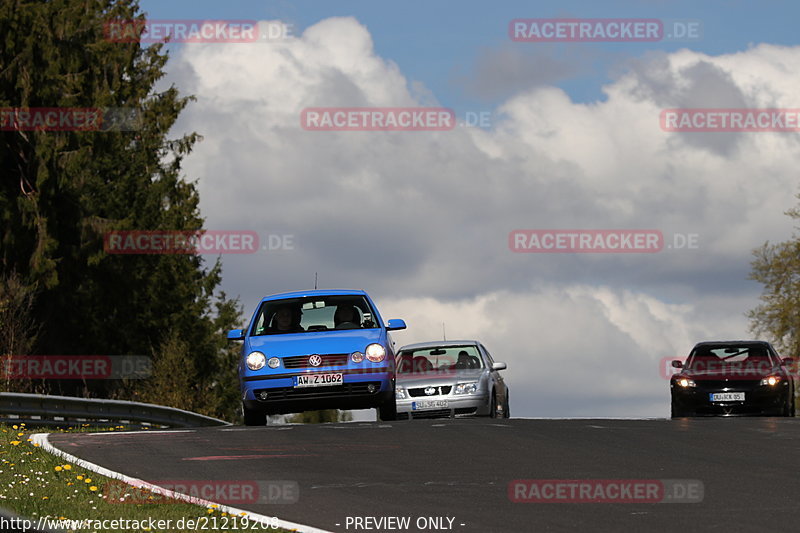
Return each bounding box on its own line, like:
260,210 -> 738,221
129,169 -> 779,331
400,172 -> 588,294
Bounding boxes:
228,289 -> 406,425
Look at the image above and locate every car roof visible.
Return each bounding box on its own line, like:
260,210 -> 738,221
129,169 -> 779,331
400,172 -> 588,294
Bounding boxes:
260,289 -> 368,302
693,340 -> 771,347
398,340 -> 480,351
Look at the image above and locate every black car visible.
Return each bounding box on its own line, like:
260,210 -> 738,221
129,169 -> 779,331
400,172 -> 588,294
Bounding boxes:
670,341 -> 796,417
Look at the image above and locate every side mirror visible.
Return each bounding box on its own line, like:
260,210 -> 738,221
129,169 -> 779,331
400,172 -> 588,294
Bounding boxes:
386,319 -> 407,331
227,329 -> 245,341
492,362 -> 507,371
671,360 -> 683,369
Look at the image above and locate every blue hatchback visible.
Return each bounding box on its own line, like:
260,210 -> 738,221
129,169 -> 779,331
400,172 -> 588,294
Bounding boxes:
228,289 -> 406,425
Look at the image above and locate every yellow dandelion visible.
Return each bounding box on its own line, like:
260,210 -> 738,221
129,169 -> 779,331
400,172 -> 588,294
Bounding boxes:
32,443 -> 40,447
55,466 -> 62,472
9,441 -> 20,446
42,496 -> 48,500
89,486 -> 98,491
84,478 -> 92,484
12,425 -> 18,430
77,475 -> 84,480
67,482 -> 73,486
63,465 -> 71,470
17,432 -> 23,436
206,509 -> 214,514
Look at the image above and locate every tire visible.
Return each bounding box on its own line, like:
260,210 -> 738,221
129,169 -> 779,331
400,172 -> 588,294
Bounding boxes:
670,401 -> 685,418
782,396 -> 794,417
378,399 -> 397,421
242,403 -> 266,426
489,391 -> 498,418
503,389 -> 510,419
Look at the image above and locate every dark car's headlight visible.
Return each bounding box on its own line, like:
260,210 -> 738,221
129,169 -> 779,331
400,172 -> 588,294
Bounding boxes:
365,344 -> 386,363
674,378 -> 696,388
246,351 -> 267,371
454,382 -> 478,395
760,375 -> 781,386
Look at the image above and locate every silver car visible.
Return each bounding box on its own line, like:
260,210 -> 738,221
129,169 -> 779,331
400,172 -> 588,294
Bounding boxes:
394,340 -> 509,419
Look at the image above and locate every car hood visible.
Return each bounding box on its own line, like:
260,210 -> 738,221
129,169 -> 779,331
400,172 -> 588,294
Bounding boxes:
247,328 -> 383,356
396,369 -> 485,387
680,366 -> 782,380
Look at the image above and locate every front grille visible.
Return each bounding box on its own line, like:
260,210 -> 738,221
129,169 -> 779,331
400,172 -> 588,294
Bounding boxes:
409,386 -> 452,397
282,353 -> 349,369
454,407 -> 477,416
254,381 -> 381,401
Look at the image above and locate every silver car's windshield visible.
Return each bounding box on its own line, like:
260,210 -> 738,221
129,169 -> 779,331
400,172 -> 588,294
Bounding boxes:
397,345 -> 483,374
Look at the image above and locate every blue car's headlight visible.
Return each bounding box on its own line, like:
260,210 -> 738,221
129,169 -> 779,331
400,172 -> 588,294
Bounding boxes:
395,386 -> 407,400
454,382 -> 478,395
246,351 -> 266,371
365,344 -> 386,363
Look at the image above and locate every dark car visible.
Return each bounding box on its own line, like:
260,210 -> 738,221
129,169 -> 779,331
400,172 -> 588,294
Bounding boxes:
670,340 -> 796,417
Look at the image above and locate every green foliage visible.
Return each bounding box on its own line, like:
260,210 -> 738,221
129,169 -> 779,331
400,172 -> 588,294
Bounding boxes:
749,194 -> 800,359
0,0 -> 241,419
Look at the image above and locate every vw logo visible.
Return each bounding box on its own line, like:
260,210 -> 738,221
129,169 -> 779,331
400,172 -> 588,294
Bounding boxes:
424,386 -> 436,396
308,354 -> 323,367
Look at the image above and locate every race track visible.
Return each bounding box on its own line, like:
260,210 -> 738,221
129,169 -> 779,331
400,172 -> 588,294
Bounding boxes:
47,418 -> 800,532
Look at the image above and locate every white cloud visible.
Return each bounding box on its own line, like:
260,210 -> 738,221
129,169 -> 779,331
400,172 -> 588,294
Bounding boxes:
164,18 -> 800,416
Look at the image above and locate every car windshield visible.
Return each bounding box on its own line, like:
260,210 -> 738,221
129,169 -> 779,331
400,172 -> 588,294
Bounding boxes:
397,345 -> 483,374
686,345 -> 775,370
250,295 -> 378,335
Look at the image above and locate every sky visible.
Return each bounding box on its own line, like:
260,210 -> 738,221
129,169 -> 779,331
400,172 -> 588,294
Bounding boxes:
137,0 -> 800,418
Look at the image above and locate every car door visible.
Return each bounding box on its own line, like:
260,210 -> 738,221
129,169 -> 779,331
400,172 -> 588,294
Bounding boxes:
479,343 -> 506,407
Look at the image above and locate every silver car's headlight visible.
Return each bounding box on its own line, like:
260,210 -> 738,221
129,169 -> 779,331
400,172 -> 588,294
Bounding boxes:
454,382 -> 478,395
365,343 -> 386,362
246,351 -> 266,371
395,386 -> 407,400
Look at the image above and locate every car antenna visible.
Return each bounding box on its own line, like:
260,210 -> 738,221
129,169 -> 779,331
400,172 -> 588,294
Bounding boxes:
442,322 -> 446,341
314,272 -> 318,290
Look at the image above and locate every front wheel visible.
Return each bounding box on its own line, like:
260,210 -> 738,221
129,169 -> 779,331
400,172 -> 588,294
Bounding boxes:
242,403 -> 267,426
378,400 -> 397,421
503,389 -> 510,418
489,391 -> 498,418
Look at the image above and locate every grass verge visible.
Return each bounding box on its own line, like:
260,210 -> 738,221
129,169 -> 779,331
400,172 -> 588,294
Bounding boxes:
0,423 -> 296,532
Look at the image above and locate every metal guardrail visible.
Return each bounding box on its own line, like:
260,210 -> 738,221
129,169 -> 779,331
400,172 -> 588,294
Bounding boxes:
0,393 -> 229,428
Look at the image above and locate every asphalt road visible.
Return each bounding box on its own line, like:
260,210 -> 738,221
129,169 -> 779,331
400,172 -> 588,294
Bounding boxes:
48,418 -> 800,532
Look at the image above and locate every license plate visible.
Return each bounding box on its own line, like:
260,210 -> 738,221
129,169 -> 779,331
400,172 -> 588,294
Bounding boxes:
710,392 -> 745,402
294,373 -> 343,388
412,400 -> 448,410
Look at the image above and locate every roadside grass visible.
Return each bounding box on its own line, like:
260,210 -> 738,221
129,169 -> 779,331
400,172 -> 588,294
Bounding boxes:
0,423 -> 294,533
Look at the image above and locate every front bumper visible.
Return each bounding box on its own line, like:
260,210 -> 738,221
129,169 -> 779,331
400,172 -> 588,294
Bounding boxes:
671,381 -> 790,416
396,393 -> 489,419
241,368 -> 393,415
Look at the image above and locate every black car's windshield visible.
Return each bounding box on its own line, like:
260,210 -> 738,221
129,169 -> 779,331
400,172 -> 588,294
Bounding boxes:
686,345 -> 776,370
397,345 -> 484,374
250,295 -> 378,335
